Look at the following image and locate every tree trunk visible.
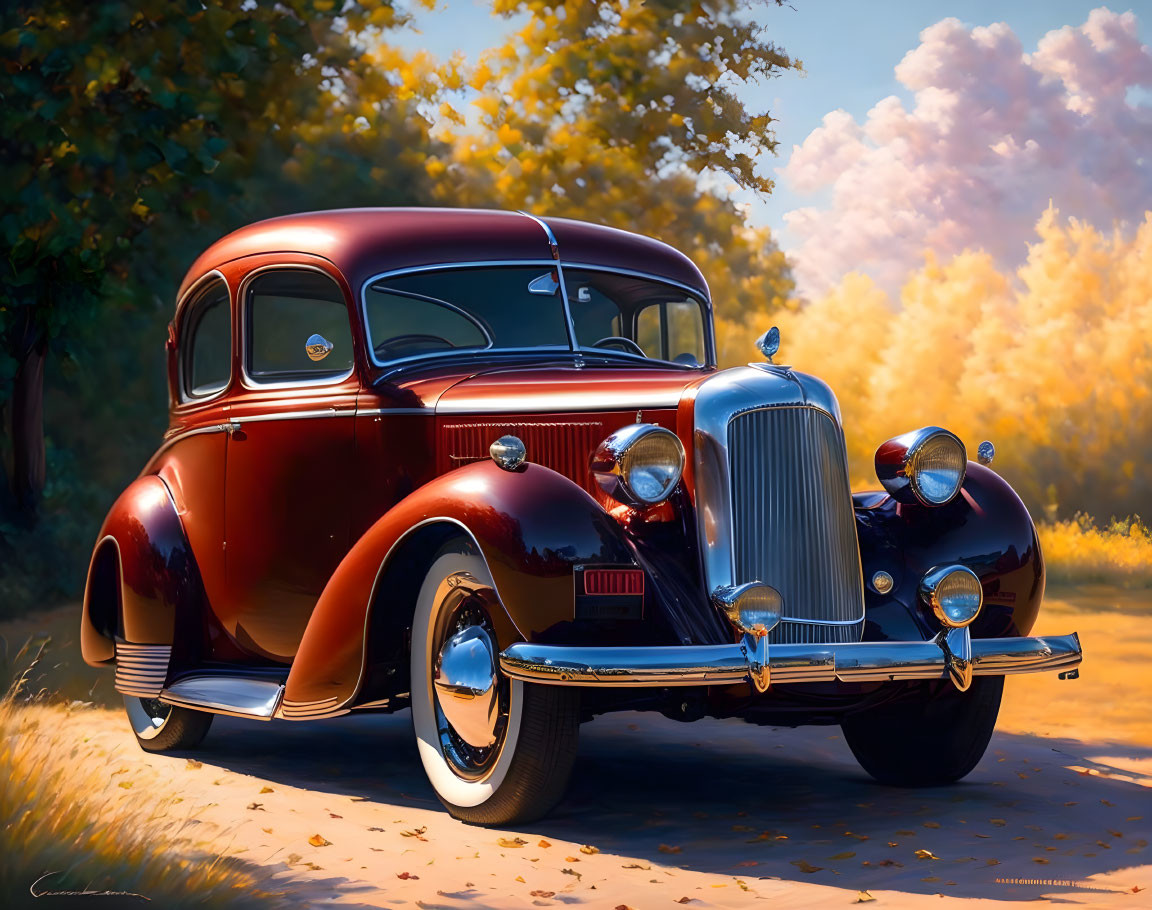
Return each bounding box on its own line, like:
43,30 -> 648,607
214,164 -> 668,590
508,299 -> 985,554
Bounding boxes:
11,340 -> 46,523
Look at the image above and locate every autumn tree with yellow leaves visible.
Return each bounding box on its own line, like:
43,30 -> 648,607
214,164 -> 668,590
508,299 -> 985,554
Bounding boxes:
433,0 -> 800,326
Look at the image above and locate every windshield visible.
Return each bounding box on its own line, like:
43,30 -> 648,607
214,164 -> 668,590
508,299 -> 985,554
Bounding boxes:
363,265 -> 709,367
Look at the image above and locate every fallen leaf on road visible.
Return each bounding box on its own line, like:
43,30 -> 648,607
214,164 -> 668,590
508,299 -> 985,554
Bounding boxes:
922,876 -> 941,882
260,786 -> 273,793
615,905 -> 635,910
368,826 -> 386,832
538,839 -> 552,848
1108,830 -> 1124,838
329,813 -> 343,819
915,849 -> 938,860
1127,817 -> 1143,822
561,868 -> 581,881
1033,858 -> 1050,864
185,759 -> 202,770
675,898 -> 693,904
1102,800 -> 1115,807
658,844 -> 682,854
735,861 -> 758,868
791,860 -> 823,874
515,876 -> 525,883
829,852 -> 856,860
923,821 -> 941,829
1054,834 -> 1069,840
896,830 -> 915,836
856,891 -> 876,903
118,782 -> 133,789
986,859 -> 1000,866
309,834 -> 331,847
580,845 -> 600,855
974,833 -> 991,838
262,827 -> 273,834
287,854 -> 302,864
497,837 -> 528,848
565,856 -> 580,862
530,892 -> 555,898
247,803 -> 264,811
397,872 -> 419,880
1132,886 -> 1145,893
623,863 -> 651,870
989,819 -> 1007,827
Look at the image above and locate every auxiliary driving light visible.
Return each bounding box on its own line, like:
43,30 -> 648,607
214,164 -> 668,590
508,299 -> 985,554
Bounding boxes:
919,565 -> 983,628
712,582 -> 783,637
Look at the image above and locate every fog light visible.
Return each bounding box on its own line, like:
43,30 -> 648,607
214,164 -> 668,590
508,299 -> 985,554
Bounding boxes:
871,570 -> 894,594
712,582 -> 783,637
919,565 -> 983,628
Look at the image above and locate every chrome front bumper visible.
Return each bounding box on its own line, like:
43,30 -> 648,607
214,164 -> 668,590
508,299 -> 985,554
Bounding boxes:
499,628 -> 1082,693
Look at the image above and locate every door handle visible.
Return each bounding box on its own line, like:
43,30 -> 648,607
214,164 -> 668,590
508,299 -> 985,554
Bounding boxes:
223,421 -> 243,437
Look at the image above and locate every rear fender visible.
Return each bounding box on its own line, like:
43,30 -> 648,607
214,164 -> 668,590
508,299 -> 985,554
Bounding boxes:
284,459 -> 634,714
81,475 -> 203,666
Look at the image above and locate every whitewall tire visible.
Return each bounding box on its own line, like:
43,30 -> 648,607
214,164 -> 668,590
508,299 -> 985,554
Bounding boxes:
410,542 -> 579,825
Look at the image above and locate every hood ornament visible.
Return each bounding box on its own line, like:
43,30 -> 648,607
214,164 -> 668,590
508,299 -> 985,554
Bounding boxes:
755,326 -> 780,363
305,334 -> 334,362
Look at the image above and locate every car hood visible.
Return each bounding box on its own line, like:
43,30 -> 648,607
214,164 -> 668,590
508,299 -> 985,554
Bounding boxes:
431,364 -> 713,415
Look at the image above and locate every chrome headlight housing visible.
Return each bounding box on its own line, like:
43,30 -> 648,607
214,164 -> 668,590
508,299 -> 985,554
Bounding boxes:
875,426 -> 967,506
919,564 -> 983,628
591,424 -> 685,506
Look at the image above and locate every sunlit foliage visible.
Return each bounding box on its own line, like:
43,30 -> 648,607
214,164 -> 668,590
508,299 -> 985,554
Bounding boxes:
435,0 -> 800,324
1039,515 -> 1152,589
741,207 -> 1152,521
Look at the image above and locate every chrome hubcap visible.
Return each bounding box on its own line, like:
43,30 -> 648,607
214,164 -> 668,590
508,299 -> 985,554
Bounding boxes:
430,574 -> 510,779
434,625 -> 499,749
125,695 -> 172,740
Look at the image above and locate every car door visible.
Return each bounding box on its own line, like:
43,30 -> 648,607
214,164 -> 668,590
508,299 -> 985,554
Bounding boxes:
220,265 -> 359,664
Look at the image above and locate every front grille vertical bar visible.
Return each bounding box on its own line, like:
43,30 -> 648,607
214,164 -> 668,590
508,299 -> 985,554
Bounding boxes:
728,406 -> 864,644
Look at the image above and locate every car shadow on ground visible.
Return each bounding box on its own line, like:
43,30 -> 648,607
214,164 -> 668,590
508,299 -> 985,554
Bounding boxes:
196,708 -> 1151,903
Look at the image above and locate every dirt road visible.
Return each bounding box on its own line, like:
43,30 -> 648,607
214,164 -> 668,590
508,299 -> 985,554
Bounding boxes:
6,587 -> 1151,907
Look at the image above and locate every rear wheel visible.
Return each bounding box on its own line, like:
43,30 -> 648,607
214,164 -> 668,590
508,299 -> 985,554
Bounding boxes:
410,543 -> 579,825
840,675 -> 1004,786
124,696 -> 213,753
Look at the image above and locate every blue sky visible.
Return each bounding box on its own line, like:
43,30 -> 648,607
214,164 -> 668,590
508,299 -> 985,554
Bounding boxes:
393,2 -> 1148,243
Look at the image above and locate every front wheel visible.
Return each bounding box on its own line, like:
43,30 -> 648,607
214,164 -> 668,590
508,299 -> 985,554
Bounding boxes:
124,695 -> 213,753
840,675 -> 1004,787
410,543 -> 580,825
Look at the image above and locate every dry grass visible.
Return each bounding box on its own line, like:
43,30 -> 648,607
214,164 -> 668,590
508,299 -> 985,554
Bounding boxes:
0,650 -> 289,908
1039,514 -> 1152,589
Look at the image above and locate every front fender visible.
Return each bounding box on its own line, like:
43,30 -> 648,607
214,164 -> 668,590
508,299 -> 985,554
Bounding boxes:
855,462 -> 1044,643
285,459 -> 634,712
81,475 -> 202,666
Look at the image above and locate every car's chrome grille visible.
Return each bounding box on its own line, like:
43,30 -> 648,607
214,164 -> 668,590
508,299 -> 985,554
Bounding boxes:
728,406 -> 865,644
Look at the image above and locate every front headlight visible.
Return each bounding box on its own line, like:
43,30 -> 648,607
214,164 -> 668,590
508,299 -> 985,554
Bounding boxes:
591,424 -> 685,506
875,426 -> 966,506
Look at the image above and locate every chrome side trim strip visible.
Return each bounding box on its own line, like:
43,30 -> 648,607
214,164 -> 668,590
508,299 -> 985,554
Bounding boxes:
499,631 -> 1083,690
160,675 -> 285,720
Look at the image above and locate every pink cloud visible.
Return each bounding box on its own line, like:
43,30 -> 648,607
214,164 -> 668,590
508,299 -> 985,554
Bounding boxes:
780,7 -> 1152,297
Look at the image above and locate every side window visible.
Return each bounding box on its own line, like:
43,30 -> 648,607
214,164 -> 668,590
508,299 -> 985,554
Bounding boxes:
180,278 -> 231,400
245,270 -> 354,384
636,299 -> 705,365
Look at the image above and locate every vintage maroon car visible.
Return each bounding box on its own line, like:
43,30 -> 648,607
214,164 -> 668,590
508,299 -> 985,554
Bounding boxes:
81,208 -> 1082,824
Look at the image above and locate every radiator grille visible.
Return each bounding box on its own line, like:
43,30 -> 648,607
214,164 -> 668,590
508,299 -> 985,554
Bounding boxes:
441,421 -> 603,494
114,643 -> 172,697
728,407 -> 864,644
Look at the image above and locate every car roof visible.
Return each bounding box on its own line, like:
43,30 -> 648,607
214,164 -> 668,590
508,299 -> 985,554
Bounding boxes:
177,208 -> 710,302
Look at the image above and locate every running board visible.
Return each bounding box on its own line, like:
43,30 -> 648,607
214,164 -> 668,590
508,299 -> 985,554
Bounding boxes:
160,675 -> 285,720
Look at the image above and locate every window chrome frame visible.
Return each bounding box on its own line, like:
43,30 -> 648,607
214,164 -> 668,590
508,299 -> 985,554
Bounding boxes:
238,263 -> 357,392
359,260 -> 715,371
175,269 -> 232,406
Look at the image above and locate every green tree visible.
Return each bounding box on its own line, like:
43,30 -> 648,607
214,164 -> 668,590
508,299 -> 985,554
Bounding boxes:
0,0 -> 439,525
